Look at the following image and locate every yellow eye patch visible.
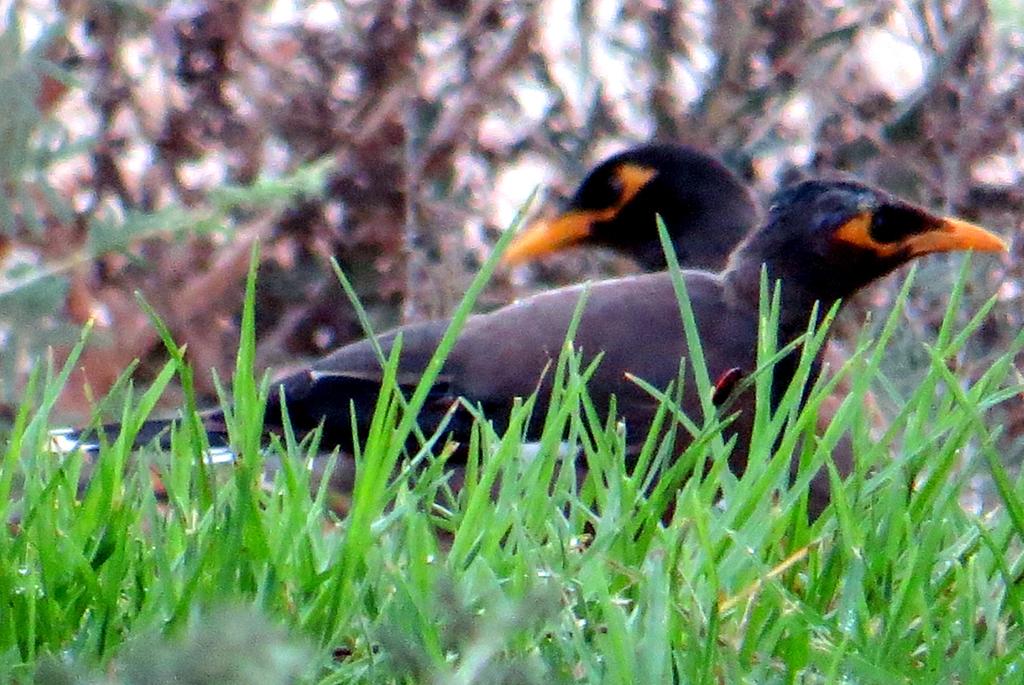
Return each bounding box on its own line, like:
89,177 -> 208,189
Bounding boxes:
613,164 -> 658,215
833,211 -> 1007,258
833,212 -> 905,257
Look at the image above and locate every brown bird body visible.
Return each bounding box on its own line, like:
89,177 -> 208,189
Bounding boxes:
57,174 -> 1006,515
285,269 -> 747,454
266,179 -> 1005,474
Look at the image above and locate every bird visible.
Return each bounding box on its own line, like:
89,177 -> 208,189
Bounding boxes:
53,178 -> 1006,515
502,143 -> 759,271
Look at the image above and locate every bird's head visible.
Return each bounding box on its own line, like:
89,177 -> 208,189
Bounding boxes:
503,144 -> 758,270
733,179 -> 1008,303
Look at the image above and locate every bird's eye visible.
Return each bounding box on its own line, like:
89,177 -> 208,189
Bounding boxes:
607,173 -> 625,199
870,206 -> 924,244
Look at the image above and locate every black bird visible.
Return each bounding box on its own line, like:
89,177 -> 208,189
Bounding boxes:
502,144 -> 759,271
55,180 -> 1006,511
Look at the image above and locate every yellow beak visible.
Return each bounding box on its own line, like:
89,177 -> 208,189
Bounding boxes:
502,211 -> 597,266
904,216 -> 1009,257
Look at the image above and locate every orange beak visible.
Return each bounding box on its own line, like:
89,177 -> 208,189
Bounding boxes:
904,216 -> 1008,257
502,211 -> 596,266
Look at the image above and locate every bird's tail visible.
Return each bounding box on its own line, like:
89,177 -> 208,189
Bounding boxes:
43,417 -> 365,517
47,414 -> 236,464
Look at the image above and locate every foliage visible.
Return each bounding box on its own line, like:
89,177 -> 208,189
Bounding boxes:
1,252 -> 1022,683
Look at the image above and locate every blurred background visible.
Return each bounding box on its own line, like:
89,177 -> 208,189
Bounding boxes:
0,0 -> 1022,466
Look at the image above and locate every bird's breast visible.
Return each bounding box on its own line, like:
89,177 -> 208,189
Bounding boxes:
448,272 -> 757,425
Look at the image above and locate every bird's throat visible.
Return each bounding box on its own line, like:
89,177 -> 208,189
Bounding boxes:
723,255 -> 841,342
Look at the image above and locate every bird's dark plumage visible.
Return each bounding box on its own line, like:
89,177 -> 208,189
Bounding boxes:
57,177 -> 1006,514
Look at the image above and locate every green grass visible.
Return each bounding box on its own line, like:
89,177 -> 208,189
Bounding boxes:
2,239 -> 1023,683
